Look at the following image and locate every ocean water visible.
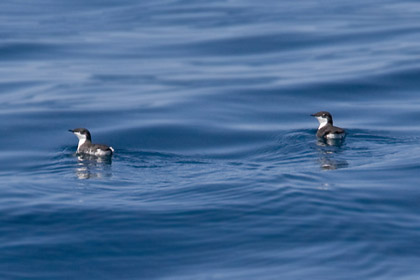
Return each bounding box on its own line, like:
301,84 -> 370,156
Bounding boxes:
1,0 -> 420,279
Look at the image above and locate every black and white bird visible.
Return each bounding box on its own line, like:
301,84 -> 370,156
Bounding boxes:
311,111 -> 345,139
69,128 -> 114,156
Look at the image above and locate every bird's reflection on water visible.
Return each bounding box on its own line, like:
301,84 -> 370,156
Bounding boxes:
316,138 -> 348,170
75,154 -> 112,179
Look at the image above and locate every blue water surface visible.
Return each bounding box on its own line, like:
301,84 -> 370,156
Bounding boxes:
1,1 -> 420,279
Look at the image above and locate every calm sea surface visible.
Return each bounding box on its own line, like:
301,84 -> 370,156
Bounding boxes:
1,1 -> 420,279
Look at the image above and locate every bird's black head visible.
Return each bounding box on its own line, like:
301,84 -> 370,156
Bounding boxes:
311,111 -> 333,124
69,128 -> 92,141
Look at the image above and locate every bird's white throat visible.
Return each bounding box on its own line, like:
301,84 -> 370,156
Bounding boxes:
316,116 -> 328,129
74,132 -> 88,151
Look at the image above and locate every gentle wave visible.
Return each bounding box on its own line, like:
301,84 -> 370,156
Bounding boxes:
1,0 -> 420,279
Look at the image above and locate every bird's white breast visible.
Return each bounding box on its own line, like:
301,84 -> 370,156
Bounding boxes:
93,149 -> 112,156
326,133 -> 345,139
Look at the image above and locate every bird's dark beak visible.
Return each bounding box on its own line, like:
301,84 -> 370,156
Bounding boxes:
310,114 -> 316,117
68,129 -> 74,133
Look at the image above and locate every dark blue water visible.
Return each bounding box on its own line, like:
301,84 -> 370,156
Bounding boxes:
1,1 -> 420,279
